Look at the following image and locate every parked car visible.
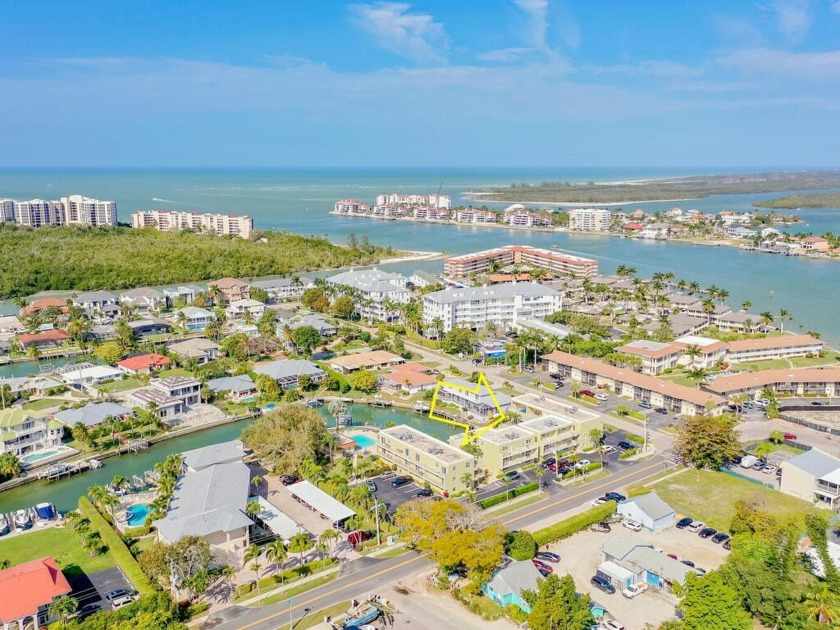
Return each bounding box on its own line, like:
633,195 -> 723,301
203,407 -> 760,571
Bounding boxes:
623,520 -> 642,532
639,401 -> 653,409
617,440 -> 634,451
105,589 -> 130,603
390,476 -> 412,488
811,401 -> 826,406
536,551 -> 561,563
541,457 -> 556,468
590,521 -> 611,533
666,553 -> 678,560
590,575 -> 616,595
576,459 -> 591,469
532,559 -> 554,576
591,497 -> 608,506
723,539 -> 732,550
676,517 -> 693,529
601,620 -> 626,630
504,470 -> 521,481
581,389 -> 595,397
711,532 -> 730,544
594,393 -> 608,401
74,603 -> 101,620
111,595 -> 137,609
601,444 -> 617,454
281,474 -> 301,486
550,373 -> 563,381
686,521 -> 705,533
762,465 -> 777,474
783,432 -> 797,440
416,488 -> 433,497
693,567 -> 707,575
698,527 -> 717,539
681,560 -> 695,568
522,365 -> 534,373
622,582 -> 648,599
654,407 -> 668,414
604,492 -> 626,502
347,530 -> 374,546
365,480 -> 377,493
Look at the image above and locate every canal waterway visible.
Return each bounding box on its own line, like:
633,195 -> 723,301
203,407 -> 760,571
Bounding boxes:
0,404 -> 456,514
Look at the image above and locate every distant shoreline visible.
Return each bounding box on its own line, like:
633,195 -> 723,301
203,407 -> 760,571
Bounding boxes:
462,193 -> 700,207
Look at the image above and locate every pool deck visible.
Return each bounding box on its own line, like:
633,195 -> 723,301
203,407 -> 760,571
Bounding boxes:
21,445 -> 77,469
343,428 -> 378,452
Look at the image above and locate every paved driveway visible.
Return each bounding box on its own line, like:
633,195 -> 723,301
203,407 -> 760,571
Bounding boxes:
67,566 -> 133,611
368,474 -> 425,515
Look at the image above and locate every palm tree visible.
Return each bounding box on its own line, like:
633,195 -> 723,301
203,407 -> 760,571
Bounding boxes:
100,490 -> 121,522
684,344 -> 702,368
49,595 -> 78,629
760,311 -> 774,332
319,528 -> 341,556
265,539 -> 288,580
110,475 -> 129,493
245,501 -> 261,521
221,565 -> 236,599
289,532 -> 313,566
805,587 -> 839,624
701,298 -> 716,323
740,300 -> 752,311
570,381 -> 581,399
87,485 -> 108,509
778,309 -> 791,333
244,543 -> 263,594
251,475 -> 264,494
83,532 -> 103,557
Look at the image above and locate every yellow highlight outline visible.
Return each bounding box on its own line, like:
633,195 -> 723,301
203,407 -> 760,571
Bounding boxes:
428,372 -> 507,446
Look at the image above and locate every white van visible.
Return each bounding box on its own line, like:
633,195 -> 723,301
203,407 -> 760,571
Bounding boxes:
740,455 -> 758,469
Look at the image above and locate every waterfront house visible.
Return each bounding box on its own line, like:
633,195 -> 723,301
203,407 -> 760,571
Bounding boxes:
1,375 -> 63,398
252,359 -> 327,389
128,375 -> 201,421
483,560 -> 543,613
88,324 -> 115,341
715,311 -> 762,333
380,367 -> 437,394
155,440 -> 252,563
226,298 -> 266,320
326,268 -> 410,322
409,269 -> 441,288
802,236 -> 830,252
780,448 -> 840,507
542,350 -> 725,416
0,557 -> 73,630
168,338 -> 222,364
120,287 -> 166,315
207,375 -> 257,401
329,350 -> 405,374
0,315 -> 25,335
209,277 -> 250,303
443,245 -> 598,279
127,318 -> 172,338
279,313 -> 337,338
175,306 -> 215,331
0,409 -> 64,457
163,284 -> 202,306
600,536 -> 692,591
17,329 -> 70,351
73,290 -> 118,315
377,425 -> 474,494
19,297 -> 68,318
644,313 -> 708,337
117,353 -> 171,375
53,362 -> 123,387
53,401 -> 134,428
250,277 -> 314,302
436,377 -> 512,421
616,492 -> 675,531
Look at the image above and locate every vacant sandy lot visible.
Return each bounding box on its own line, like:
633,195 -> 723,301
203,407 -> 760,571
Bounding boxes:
542,526 -> 730,630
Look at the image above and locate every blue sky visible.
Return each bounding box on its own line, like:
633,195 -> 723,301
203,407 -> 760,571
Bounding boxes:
1,0 -> 839,167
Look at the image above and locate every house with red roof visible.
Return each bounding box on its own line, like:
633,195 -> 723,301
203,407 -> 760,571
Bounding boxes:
117,353 -> 172,375
801,236 -> 830,252
0,556 -> 72,629
17,329 -> 70,351
19,297 -> 68,318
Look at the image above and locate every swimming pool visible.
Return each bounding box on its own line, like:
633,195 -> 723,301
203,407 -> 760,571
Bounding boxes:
352,435 -> 376,448
22,449 -> 61,464
126,504 -> 151,527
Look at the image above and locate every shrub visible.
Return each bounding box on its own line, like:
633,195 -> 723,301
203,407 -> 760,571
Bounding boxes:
506,604 -> 529,623
182,601 -> 209,619
532,502 -> 616,546
625,432 -> 644,444
619,447 -> 638,459
561,462 -> 602,478
507,530 -> 537,561
628,485 -> 651,497
479,481 -> 539,509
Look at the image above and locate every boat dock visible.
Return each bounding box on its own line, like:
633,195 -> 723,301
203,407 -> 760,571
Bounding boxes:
37,458 -> 102,482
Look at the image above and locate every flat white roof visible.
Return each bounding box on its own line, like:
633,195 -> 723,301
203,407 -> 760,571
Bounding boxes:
675,335 -> 722,347
248,496 -> 305,542
287,480 -> 355,523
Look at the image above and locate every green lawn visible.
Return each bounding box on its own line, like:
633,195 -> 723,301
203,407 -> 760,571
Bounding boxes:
22,398 -> 65,411
0,526 -> 115,578
158,367 -> 194,378
294,601 -> 351,630
731,358 -> 791,371
659,371 -> 702,387
98,377 -> 143,393
256,573 -> 338,606
653,469 -> 826,531
790,350 -> 840,368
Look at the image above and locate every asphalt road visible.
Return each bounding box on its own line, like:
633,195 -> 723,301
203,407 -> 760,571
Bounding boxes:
201,455 -> 673,630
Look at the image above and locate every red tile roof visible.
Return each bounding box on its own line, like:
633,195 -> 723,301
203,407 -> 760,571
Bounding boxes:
18,329 -> 70,347
703,368 -> 840,396
0,556 -> 72,622
117,353 -> 171,371
383,369 -> 438,388
20,297 -> 68,317
725,334 -> 823,353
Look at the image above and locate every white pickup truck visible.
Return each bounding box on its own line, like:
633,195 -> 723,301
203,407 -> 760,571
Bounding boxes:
622,582 -> 648,599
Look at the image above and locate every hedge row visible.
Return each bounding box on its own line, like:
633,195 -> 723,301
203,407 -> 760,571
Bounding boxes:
627,485 -> 651,498
619,447 -> 638,459
78,496 -> 155,596
236,557 -> 338,598
480,481 -> 539,509
561,462 -> 603,479
533,501 -> 617,546
625,433 -> 645,444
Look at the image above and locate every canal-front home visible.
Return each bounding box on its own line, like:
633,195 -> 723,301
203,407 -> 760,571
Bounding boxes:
116,353 -> 171,375
206,375 -> 257,401
17,329 -> 70,352
73,290 -> 118,315
128,376 -> 201,422
120,287 -> 167,315
209,277 -> 250,303
53,401 -> 134,428
252,359 -> 327,389
175,306 -> 215,331
168,338 -> 222,364
0,409 -> 64,457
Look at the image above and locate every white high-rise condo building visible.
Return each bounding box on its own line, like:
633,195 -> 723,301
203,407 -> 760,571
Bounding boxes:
61,195 -> 118,226
326,268 -> 410,322
568,208 -> 613,231
423,282 -> 563,333
131,210 -> 253,238
14,199 -> 63,227
375,193 -> 451,209
0,199 -> 15,222
444,245 -> 598,278
6,195 -> 118,227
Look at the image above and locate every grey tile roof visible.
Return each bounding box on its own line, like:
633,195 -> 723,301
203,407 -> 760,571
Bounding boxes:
424,282 -> 561,304
53,402 -> 133,428
168,338 -> 221,357
327,269 -> 408,293
181,439 -> 245,471
486,560 -> 543,598
620,492 -> 674,520
75,290 -> 117,303
121,287 -> 164,300
784,448 -> 840,479
207,375 -> 256,394
602,535 -> 647,561
252,359 -> 326,381
624,546 -> 693,584
154,460 -> 252,542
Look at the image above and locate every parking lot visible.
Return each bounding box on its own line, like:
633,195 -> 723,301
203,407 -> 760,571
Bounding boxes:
542,526 -> 729,630
367,472 -> 427,516
67,567 -> 134,615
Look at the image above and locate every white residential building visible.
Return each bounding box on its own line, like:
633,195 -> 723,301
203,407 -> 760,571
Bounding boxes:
568,208 -> 612,231
13,199 -> 62,227
326,268 -> 410,321
0,409 -> 64,457
376,193 -> 451,209
10,195 -> 117,227
0,199 -> 15,221
423,282 -> 563,333
226,299 -> 266,320
333,199 -> 370,214
128,376 -> 201,421
131,210 -> 253,238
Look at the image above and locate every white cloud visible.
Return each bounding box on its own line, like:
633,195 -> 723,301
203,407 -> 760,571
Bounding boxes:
513,0 -> 550,51
587,60 -> 704,78
348,2 -> 447,64
769,0 -> 813,43
475,47 -> 533,63
832,0 -> 840,14
718,47 -> 840,79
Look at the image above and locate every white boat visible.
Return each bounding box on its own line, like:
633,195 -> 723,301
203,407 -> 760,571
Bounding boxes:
13,509 -> 32,530
0,514 -> 9,536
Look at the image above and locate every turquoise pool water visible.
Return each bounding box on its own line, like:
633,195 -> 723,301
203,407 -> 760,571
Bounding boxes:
126,503 -> 151,527
22,450 -> 60,464
352,435 -> 376,448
